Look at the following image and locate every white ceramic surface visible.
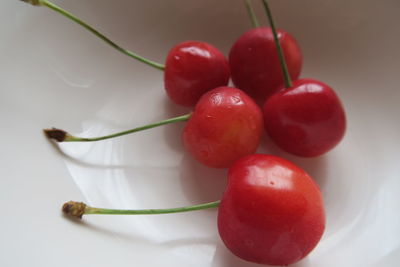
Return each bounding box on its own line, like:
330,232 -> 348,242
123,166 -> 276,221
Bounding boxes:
1,0 -> 399,266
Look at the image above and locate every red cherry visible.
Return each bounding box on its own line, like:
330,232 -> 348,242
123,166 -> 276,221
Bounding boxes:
45,87 -> 262,168
218,154 -> 325,265
263,78 -> 346,157
164,41 -> 230,107
183,87 -> 263,168
229,27 -> 302,101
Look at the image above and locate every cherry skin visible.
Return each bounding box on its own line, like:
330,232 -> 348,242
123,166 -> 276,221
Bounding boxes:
218,154 -> 325,265
164,41 -> 230,107
229,27 -> 302,101
183,87 -> 263,168
263,78 -> 346,157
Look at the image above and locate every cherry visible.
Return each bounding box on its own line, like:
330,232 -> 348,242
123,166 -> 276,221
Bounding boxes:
182,87 -> 263,168
164,41 -> 230,106
22,0 -> 230,107
45,87 -> 263,168
63,153 -> 325,266
264,79 -> 346,157
218,154 -> 325,265
229,27 -> 302,101
259,0 -> 346,157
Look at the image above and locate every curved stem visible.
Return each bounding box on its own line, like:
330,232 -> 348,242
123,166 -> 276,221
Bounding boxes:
44,113 -> 191,142
261,0 -> 292,88
245,0 -> 260,28
33,0 -> 164,70
62,200 -> 220,219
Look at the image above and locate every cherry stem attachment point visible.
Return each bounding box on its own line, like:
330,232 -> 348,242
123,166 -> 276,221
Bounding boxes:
44,113 -> 191,142
261,0 -> 292,88
62,200 -> 220,219
21,0 -> 165,70
245,0 -> 260,28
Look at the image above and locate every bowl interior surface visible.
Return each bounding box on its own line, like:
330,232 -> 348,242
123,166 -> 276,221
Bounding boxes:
0,1 -> 399,267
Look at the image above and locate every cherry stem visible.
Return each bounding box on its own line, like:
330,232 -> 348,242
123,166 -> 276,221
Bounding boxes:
261,0 -> 292,88
62,200 -> 220,219
245,0 -> 260,28
44,113 -> 191,142
21,0 -> 165,70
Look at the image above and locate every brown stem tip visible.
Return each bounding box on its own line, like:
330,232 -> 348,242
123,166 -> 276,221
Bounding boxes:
43,128 -> 67,142
62,201 -> 87,219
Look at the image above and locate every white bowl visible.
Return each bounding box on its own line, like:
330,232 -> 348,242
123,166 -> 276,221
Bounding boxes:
1,1 -> 399,266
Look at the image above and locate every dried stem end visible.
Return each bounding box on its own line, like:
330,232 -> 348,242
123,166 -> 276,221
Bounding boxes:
62,201 -> 87,219
43,128 -> 68,142
19,0 -> 43,6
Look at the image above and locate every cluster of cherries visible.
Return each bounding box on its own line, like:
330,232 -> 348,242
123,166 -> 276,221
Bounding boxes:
24,0 -> 346,265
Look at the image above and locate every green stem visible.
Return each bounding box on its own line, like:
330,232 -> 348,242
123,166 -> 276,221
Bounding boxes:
261,0 -> 292,88
245,0 -> 260,28
62,200 -> 220,219
31,0 -> 164,70
44,113 -> 191,142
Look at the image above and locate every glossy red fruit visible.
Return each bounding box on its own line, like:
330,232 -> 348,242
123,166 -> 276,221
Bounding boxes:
183,87 -> 263,168
218,154 -> 325,266
263,78 -> 346,157
229,27 -> 302,101
164,41 -> 230,107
